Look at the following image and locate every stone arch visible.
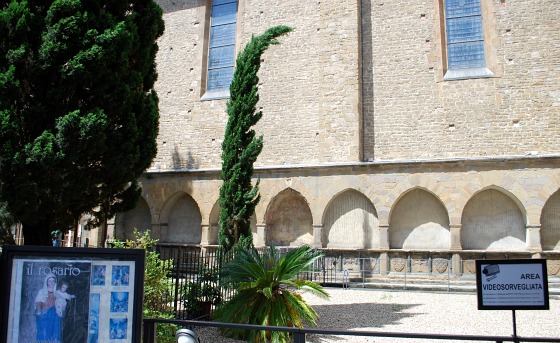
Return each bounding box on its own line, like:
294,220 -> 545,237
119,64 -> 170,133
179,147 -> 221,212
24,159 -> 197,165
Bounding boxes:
389,188 -> 450,250
382,174 -> 454,227
208,201 -> 221,245
541,189 -> 560,251
461,188 -> 526,250
159,192 -> 202,244
322,189 -> 378,249
265,188 -> 313,246
115,197 -> 152,241
209,201 -> 257,245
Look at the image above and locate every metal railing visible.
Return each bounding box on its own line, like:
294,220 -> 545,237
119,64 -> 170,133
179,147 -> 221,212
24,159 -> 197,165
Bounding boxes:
313,255 -> 455,291
143,318 -> 560,343
150,246 -> 560,320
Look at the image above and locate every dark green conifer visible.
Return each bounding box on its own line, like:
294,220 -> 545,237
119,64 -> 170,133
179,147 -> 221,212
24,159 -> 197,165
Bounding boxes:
0,0 -> 164,245
218,26 -> 293,251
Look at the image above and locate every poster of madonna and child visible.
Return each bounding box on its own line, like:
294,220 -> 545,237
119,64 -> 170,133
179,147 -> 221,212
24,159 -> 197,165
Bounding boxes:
0,246 -> 144,343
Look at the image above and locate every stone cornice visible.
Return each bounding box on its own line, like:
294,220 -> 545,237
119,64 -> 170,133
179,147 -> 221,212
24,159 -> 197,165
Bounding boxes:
144,154 -> 560,178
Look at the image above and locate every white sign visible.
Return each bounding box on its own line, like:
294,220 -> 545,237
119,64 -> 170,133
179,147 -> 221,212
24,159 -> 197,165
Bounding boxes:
476,259 -> 549,310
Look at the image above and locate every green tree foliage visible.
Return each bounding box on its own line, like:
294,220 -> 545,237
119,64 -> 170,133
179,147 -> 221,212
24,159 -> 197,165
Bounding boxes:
0,0 -> 164,245
111,229 -> 178,343
214,245 -> 329,342
0,201 -> 16,245
218,25 -> 293,251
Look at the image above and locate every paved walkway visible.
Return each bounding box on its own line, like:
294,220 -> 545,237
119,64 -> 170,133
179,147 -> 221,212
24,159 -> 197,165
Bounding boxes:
303,288 -> 560,343
195,287 -> 560,342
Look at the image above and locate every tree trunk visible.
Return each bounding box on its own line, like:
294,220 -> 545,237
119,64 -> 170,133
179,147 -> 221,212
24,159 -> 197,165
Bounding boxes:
72,219 -> 79,247
100,211 -> 108,247
233,221 -> 239,245
21,223 -> 53,246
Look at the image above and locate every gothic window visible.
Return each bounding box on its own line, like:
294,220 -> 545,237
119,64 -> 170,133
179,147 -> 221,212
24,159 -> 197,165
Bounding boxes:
206,0 -> 238,94
442,0 -> 494,80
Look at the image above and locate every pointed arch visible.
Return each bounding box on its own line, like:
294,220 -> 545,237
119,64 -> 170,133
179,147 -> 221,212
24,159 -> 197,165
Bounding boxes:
208,201 -> 221,245
541,189 -> 560,251
265,188 -> 313,246
389,188 -> 450,250
115,197 -> 152,241
209,201 -> 257,245
461,188 -> 526,250
322,189 -> 378,249
159,192 -> 202,244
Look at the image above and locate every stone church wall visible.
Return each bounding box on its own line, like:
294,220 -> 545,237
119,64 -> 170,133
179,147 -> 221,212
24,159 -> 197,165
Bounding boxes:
363,0 -> 560,161
152,0 -> 361,171
116,0 -> 560,277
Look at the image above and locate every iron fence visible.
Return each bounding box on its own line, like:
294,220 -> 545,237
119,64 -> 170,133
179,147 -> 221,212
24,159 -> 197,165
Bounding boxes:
154,245 -> 235,320
143,318 -> 560,343
153,245 -> 341,320
151,245 -> 560,322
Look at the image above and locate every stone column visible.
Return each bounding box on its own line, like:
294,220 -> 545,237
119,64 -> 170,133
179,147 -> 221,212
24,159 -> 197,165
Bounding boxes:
200,224 -> 210,246
150,222 -> 158,240
313,224 -> 323,248
526,224 -> 542,252
255,224 -> 266,247
452,253 -> 462,276
378,225 -> 389,249
209,224 -> 219,245
450,224 -> 462,250
156,223 -> 167,242
378,224 -> 390,275
379,253 -> 389,275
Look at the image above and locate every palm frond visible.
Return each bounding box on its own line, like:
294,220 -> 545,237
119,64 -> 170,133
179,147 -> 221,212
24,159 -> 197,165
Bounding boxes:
215,244 -> 329,342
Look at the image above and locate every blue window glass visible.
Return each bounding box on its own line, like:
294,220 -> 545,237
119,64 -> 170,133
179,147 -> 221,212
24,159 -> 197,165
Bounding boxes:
210,23 -> 236,48
445,0 -> 486,69
208,68 -> 234,91
207,0 -> 238,92
212,0 -> 236,5
208,46 -> 235,69
211,2 -> 237,26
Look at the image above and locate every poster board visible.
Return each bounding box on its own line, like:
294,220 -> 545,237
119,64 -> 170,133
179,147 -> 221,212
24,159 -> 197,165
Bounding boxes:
476,259 -> 549,310
0,245 -> 145,343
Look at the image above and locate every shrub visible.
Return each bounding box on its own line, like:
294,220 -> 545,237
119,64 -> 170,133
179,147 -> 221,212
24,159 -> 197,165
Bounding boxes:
111,229 -> 178,343
214,245 -> 329,342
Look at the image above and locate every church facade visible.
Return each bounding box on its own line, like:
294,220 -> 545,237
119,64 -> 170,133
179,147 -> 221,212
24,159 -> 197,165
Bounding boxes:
114,0 -> 560,277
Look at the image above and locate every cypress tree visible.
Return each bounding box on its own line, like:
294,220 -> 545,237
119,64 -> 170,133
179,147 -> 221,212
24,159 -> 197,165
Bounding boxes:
0,0 -> 164,245
218,26 -> 293,251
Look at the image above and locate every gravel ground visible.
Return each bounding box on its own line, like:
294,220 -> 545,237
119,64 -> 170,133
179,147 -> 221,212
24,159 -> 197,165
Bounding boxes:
192,288 -> 560,342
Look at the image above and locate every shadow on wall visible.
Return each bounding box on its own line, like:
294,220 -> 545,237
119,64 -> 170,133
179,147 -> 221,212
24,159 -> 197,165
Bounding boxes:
156,0 -> 200,14
173,145 -> 199,169
265,188 -> 314,246
360,0 -> 375,159
160,192 -> 202,244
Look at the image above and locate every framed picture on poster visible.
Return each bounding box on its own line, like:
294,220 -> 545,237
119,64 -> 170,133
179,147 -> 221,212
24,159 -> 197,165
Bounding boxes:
0,245 -> 145,343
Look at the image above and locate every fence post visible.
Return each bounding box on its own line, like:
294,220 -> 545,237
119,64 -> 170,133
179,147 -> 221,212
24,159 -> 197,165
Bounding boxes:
173,248 -> 181,315
428,255 -> 432,274
293,331 -> 306,343
447,256 -> 451,292
144,321 -> 157,343
404,255 -> 409,290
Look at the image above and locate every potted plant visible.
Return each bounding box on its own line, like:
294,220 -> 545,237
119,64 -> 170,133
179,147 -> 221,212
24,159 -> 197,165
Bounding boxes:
183,267 -> 221,319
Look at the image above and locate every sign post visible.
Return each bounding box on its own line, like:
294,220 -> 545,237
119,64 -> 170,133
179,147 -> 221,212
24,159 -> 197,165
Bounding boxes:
476,259 -> 549,343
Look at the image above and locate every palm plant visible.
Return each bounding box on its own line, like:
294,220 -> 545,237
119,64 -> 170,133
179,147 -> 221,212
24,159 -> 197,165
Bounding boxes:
214,245 -> 329,342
